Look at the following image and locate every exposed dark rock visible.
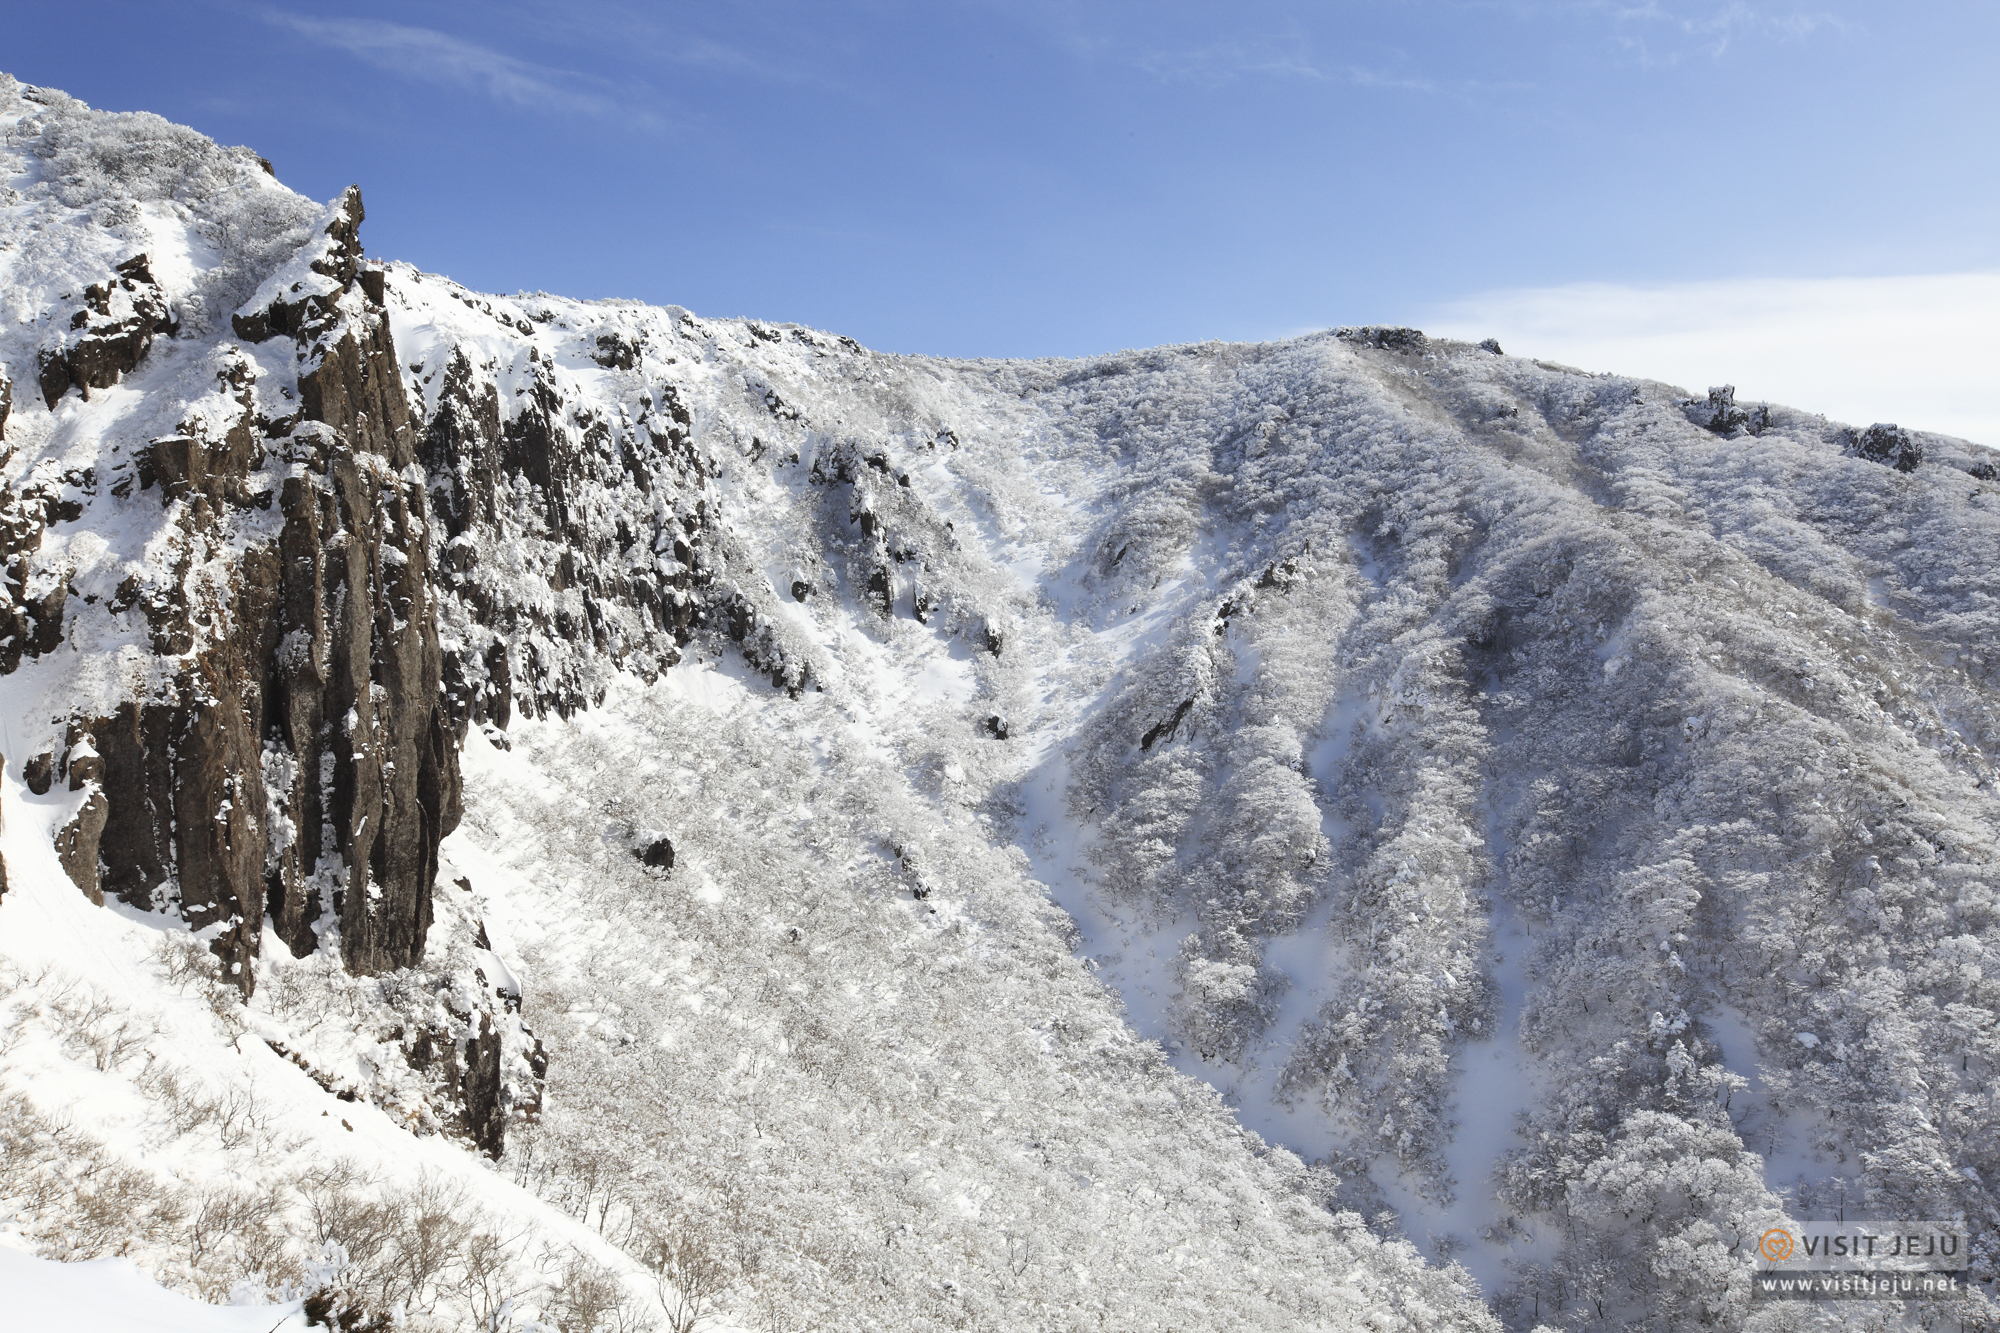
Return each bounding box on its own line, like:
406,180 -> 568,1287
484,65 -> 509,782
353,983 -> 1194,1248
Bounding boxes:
1336,326 -> 1428,353
299,305 -> 415,467
14,182 -> 814,1030
0,482 -> 69,673
1479,338 -> 1503,355
866,565 -> 893,618
421,348 -> 503,538
24,578 -> 64,656
592,332 -> 640,370
54,735 -> 108,904
23,750 -> 54,795
232,187 -> 366,348
460,1011 -> 507,1157
390,968 -> 541,1160
94,406 -> 456,985
443,640 -> 515,735
1970,459 -> 1998,482
791,579 -> 814,602
0,368 -> 10,441
1682,384 -> 1771,437
1855,422 -> 1923,473
64,733 -> 104,791
147,419 -> 265,509
302,1285 -> 394,1333
36,254 -> 175,406
53,796 -> 106,903
641,837 -> 675,869
1256,556 -> 1304,591
92,701 -> 172,907
419,335 -> 729,716
762,388 -> 800,422
1140,697 -> 1196,752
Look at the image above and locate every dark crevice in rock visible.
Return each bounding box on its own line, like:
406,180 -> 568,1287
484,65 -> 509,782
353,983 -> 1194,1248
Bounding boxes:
1140,697 -> 1196,752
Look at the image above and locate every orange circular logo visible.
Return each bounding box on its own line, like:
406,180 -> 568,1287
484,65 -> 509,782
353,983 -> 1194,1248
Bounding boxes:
1759,1228 -> 1796,1262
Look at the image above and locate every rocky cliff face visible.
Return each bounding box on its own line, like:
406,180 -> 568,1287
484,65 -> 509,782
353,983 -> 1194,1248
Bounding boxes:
0,91 -> 812,1147
24,189 -> 462,986
2,163 -> 986,1004
0,119 -> 535,1148
412,308 -> 808,724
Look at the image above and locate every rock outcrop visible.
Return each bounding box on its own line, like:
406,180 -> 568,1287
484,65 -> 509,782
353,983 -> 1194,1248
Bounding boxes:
401,996 -> 542,1159
1336,325 -> 1428,352
1854,421 -> 1923,472
37,254 -> 175,406
0,84 -> 555,1155
1683,383 -> 1772,437
20,190 -> 460,986
418,322 -> 821,713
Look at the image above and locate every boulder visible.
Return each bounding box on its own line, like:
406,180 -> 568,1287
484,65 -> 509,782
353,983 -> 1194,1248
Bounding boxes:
1855,422 -> 1922,472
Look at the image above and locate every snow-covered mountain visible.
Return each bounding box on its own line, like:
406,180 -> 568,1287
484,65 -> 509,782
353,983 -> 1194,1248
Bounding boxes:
2,74 -> 1997,1333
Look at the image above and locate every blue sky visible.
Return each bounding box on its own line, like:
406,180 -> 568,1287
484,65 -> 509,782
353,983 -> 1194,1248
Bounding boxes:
11,2 -> 1999,433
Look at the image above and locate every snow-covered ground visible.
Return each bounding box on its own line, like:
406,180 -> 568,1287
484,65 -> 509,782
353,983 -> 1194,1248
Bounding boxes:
0,1246 -> 306,1332
5,70 -> 2000,1333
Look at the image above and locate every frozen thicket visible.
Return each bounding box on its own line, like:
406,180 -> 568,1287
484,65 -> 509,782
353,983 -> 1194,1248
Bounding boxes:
3,73 -> 1998,1333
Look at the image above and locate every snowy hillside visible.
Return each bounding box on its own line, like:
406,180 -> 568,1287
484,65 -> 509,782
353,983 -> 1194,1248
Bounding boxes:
2,73 -> 1998,1333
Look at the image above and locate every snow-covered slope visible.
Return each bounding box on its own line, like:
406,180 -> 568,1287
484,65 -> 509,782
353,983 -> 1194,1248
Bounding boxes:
3,74 -> 1998,1333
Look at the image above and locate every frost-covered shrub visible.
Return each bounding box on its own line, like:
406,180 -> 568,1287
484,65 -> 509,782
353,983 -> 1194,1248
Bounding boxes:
0,1091 -> 190,1262
4,75 -> 321,331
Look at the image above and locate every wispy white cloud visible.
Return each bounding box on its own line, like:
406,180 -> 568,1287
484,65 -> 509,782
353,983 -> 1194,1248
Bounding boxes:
1439,0 -> 1856,63
517,2 -> 848,92
264,13 -> 661,127
1579,0 -> 1858,60
1421,271 -> 2000,445
1129,36 -> 1518,96
1134,34 -> 1330,84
